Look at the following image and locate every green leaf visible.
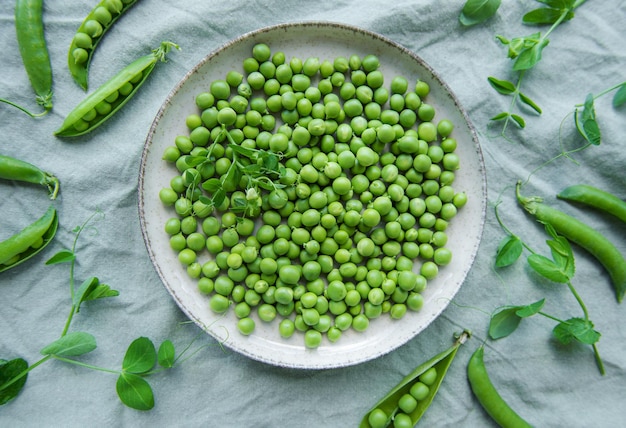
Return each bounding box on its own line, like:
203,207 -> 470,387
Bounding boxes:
515,298 -> 545,318
487,76 -> 516,94
180,155 -> 206,168
489,307 -> 522,339
40,332 -> 97,357
495,235 -> 523,267
519,92 -> 543,114
553,318 -> 601,345
613,83 -> 626,107
582,119 -> 601,145
45,249 -> 75,265
459,0 -> 501,26
72,277 -> 119,311
0,358 -> 29,405
537,0 -> 575,8
527,254 -> 569,283
212,188 -> 226,208
513,38 -> 549,70
546,236 -> 575,279
510,114 -> 526,128
116,372 -> 155,411
228,143 -> 256,158
157,340 -> 176,368
575,94 -> 601,145
122,337 -> 157,374
490,112 -> 509,121
202,178 -> 222,193
523,8 -> 574,25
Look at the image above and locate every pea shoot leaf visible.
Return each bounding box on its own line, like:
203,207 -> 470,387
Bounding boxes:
488,77 -> 516,95
73,276 -> 119,312
613,83 -> 626,107
553,318 -> 600,345
519,92 -> 542,114
495,235 -> 523,267
40,332 -> 97,357
46,249 -> 76,265
516,298 -> 546,318
157,340 -> 176,368
523,7 -> 574,25
459,0 -> 501,26
527,254 -> 570,283
489,307 -> 523,339
116,372 -> 155,410
575,94 -> 601,145
510,114 -> 526,128
122,337 -> 157,374
513,38 -> 549,70
489,298 -> 545,339
490,112 -> 509,121
0,358 -> 28,405
202,178 -> 222,193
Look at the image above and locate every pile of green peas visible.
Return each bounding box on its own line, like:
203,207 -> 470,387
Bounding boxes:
159,43 -> 468,348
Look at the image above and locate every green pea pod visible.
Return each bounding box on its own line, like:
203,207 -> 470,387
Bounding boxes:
0,154 -> 60,199
467,346 -> 533,428
0,205 -> 57,273
15,0 -> 53,112
68,0 -> 140,90
517,182 -> 626,302
360,330 -> 470,428
54,41 -> 179,138
557,184 -> 626,224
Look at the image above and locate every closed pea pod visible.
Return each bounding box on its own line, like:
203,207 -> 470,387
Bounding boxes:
55,41 -> 179,137
360,331 -> 470,428
0,154 -> 59,199
0,205 -> 57,272
68,0 -> 140,90
557,184 -> 626,224
467,346 -> 533,428
517,182 -> 626,302
6,0 -> 53,115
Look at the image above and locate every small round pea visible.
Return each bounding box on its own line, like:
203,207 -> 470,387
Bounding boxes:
237,317 -> 255,335
304,329 -> 322,348
410,381 -> 430,401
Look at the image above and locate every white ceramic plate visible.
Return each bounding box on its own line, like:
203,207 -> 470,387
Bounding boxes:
139,22 -> 486,369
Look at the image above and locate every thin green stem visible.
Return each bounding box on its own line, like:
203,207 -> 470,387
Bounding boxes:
537,311 -> 565,324
50,355 -> 119,375
499,71 -> 526,137
574,81 -> 626,107
0,355 -> 52,392
592,344 -> 606,376
567,281 -> 590,321
0,98 -> 49,117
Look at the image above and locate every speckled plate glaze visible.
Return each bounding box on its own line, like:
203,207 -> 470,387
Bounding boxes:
139,22 -> 486,369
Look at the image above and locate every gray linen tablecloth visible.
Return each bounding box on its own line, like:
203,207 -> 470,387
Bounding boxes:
1,0 -> 625,426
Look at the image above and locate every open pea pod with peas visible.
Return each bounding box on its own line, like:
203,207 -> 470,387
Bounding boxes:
55,41 -> 179,137
68,0 -> 140,91
360,330 -> 470,428
0,154 -> 60,199
0,205 -> 58,273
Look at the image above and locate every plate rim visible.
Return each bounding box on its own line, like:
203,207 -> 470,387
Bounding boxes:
138,20 -> 488,369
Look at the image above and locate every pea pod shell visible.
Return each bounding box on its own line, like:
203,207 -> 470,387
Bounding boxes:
68,0 -> 140,90
0,154 -> 60,199
467,346 -> 533,428
0,205 -> 57,272
557,184 -> 626,224
15,0 -> 53,110
359,331 -> 470,428
55,42 -> 178,137
518,184 -> 626,302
